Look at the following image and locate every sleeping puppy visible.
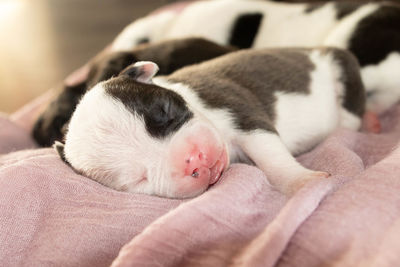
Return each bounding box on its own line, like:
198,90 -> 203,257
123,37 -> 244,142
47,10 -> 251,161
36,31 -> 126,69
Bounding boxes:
32,38 -> 236,146
56,47 -> 365,198
112,0 -> 400,113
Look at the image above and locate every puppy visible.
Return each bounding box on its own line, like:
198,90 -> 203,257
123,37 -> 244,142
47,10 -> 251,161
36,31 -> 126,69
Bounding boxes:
112,0 -> 400,113
32,38 -> 235,146
57,47 -> 365,198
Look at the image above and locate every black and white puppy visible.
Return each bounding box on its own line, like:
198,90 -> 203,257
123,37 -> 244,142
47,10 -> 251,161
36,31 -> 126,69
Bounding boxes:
112,0 -> 400,113
58,47 -> 365,198
33,38 -> 235,146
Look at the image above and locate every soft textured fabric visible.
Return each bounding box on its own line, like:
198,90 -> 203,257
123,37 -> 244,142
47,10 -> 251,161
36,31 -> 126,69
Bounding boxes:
0,133 -> 182,266
1,99 -> 400,266
0,114 -> 37,154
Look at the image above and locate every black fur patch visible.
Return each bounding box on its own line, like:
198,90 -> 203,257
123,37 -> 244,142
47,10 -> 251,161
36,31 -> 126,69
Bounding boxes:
304,3 -> 325,14
32,82 -> 86,147
105,77 -> 193,138
88,38 -> 235,88
348,5 -> 400,67
53,141 -> 70,164
137,37 -> 150,45
334,2 -> 361,20
87,52 -> 138,89
134,37 -> 236,75
229,13 -> 263,49
325,48 -> 365,117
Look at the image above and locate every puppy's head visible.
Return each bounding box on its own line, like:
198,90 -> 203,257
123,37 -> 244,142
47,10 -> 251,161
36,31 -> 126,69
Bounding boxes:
61,62 -> 228,198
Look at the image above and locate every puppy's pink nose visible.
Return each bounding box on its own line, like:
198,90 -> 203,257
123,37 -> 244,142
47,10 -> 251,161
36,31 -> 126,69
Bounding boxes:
184,151 -> 210,178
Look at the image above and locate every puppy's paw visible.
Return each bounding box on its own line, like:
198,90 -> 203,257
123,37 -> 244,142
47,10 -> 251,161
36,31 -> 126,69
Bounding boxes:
362,111 -> 381,134
283,171 -> 330,196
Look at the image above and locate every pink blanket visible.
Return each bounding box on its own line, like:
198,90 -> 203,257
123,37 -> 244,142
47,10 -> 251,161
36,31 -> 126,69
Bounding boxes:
1,97 -> 400,266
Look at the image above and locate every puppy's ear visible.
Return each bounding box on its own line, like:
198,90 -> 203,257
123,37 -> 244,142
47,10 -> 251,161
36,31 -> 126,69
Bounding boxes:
53,141 -> 68,163
119,61 -> 159,84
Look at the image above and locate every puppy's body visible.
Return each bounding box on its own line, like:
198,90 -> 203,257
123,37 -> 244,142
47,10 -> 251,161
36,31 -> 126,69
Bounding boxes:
160,47 -> 364,156
62,47 -> 364,198
112,0 -> 400,113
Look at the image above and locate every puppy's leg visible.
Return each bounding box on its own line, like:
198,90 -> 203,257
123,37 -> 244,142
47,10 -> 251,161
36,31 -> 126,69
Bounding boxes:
362,111 -> 381,134
237,130 -> 330,196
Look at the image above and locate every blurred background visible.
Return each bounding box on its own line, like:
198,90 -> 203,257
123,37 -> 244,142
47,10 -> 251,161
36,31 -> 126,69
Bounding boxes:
0,0 -> 174,113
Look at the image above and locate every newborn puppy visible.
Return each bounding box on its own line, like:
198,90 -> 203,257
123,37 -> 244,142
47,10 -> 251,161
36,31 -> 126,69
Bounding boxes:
57,47 -> 365,198
32,38 -> 235,146
112,0 -> 400,113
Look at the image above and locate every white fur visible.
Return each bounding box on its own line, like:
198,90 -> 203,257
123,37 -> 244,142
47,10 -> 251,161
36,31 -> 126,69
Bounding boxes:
361,52 -> 400,113
236,130 -> 321,194
274,51 -> 340,155
339,108 -> 361,130
273,50 -> 361,154
323,4 -> 379,48
254,2 -> 337,48
111,11 -> 176,51
165,0 -> 268,45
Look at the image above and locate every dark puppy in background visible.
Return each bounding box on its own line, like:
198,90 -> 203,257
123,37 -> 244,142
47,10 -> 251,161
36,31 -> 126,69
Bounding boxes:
33,38 -> 235,146
58,47 -> 365,198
